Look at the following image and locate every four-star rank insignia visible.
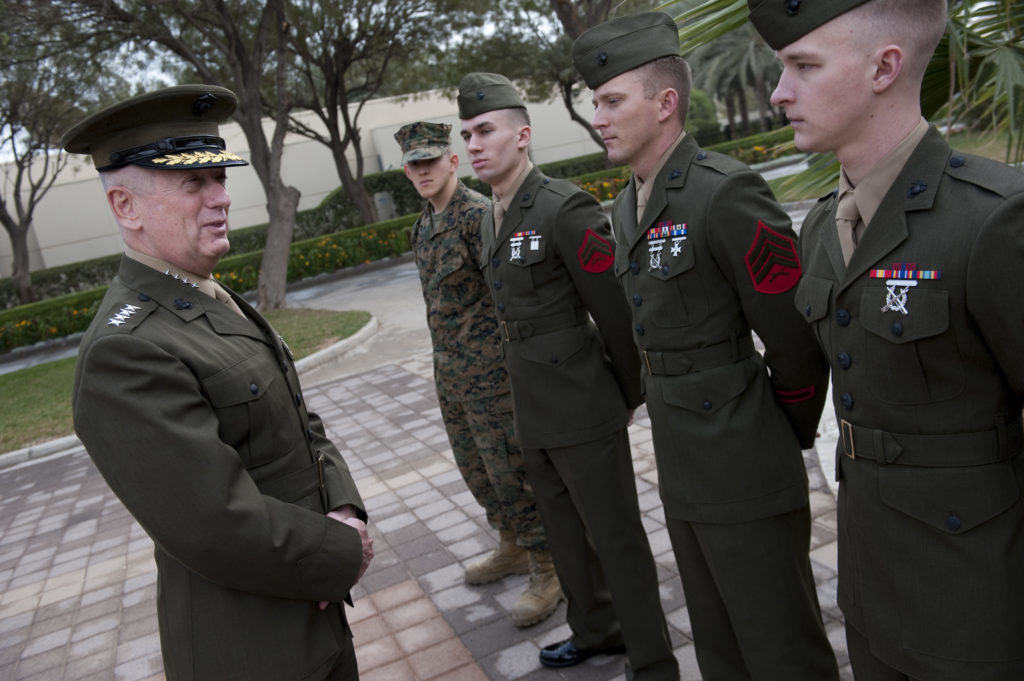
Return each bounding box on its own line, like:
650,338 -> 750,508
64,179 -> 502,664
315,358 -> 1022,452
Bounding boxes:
578,229 -> 614,273
744,221 -> 801,294
107,303 -> 142,327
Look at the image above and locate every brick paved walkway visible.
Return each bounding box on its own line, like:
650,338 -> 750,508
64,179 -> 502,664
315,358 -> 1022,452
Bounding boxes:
0,346 -> 852,680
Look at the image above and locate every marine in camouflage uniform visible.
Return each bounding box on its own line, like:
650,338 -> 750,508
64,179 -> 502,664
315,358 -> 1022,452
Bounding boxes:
396,122 -> 560,627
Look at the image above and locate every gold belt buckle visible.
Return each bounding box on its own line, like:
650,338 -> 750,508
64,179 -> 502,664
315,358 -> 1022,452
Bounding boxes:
841,419 -> 855,459
501,320 -> 511,342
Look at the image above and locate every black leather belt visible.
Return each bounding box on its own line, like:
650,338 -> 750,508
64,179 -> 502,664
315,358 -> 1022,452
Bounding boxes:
642,335 -> 756,376
501,308 -> 589,341
840,417 -> 1023,466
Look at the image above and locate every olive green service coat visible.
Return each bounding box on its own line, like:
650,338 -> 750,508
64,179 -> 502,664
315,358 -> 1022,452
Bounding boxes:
72,257 -> 366,681
795,127 -> 1024,679
611,134 -> 829,524
480,167 -> 642,448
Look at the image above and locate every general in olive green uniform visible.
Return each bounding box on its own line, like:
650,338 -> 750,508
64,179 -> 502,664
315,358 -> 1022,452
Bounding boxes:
396,121 -> 557,627
65,86 -> 369,681
458,73 -> 677,679
751,2 -> 1024,679
573,14 -> 835,681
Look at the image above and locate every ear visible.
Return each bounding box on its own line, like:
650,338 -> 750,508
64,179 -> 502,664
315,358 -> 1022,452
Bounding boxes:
516,125 -> 532,151
657,88 -> 680,124
449,153 -> 460,172
107,185 -> 143,233
872,44 -> 904,94
403,163 -> 414,181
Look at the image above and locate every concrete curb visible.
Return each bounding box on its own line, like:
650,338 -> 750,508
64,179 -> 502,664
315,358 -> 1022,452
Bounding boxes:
0,315 -> 382,471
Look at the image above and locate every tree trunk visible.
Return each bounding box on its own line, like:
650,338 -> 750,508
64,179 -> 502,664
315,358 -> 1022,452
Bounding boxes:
3,217 -> 36,304
331,145 -> 378,227
736,85 -> 751,136
257,181 -> 301,309
724,92 -> 737,140
560,81 -> 606,153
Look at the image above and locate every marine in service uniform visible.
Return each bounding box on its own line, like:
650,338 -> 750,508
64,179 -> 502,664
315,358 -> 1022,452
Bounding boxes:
750,1 -> 1024,678
394,121 -> 560,627
64,86 -> 373,681
573,13 -> 836,681
458,72 -> 678,679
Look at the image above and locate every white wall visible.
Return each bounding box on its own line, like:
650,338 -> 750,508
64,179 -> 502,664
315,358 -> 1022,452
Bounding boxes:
0,87 -> 603,277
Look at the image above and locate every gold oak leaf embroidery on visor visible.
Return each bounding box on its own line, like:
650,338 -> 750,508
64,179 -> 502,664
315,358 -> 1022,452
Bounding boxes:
151,150 -> 244,166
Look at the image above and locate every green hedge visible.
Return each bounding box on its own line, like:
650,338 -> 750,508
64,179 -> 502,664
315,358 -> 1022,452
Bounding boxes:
2,132 -> 796,319
0,215 -> 417,353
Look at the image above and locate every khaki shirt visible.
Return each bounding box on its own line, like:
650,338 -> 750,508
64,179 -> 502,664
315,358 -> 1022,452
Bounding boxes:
838,118 -> 929,244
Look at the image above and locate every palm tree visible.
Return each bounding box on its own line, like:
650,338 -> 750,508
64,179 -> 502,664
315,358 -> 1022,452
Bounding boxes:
688,23 -> 780,137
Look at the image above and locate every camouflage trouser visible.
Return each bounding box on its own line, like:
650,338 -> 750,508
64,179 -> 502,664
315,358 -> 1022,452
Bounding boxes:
438,390 -> 547,551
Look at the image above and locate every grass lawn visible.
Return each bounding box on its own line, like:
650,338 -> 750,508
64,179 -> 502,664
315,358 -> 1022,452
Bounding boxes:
0,308 -> 370,454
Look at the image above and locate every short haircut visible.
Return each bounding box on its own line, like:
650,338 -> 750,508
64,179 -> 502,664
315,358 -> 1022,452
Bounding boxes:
635,55 -> 692,126
848,0 -> 948,82
502,107 -> 531,128
99,165 -> 151,194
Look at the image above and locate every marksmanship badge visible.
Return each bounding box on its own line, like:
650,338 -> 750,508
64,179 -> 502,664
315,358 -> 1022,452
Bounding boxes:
869,263 -> 941,315
509,230 -> 537,262
647,221 -> 686,271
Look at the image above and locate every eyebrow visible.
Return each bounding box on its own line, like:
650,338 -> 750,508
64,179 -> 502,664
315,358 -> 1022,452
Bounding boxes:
778,49 -> 818,62
461,119 -> 496,136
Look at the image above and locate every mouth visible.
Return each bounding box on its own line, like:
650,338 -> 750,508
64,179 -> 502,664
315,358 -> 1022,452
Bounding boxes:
472,158 -> 487,169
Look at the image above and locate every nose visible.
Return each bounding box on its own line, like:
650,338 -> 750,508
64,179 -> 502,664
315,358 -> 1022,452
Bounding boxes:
591,106 -> 606,130
465,133 -> 482,153
207,179 -> 231,211
770,71 -> 792,108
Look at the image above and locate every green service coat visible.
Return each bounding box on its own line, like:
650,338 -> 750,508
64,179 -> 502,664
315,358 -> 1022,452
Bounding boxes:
72,257 -> 366,681
795,126 -> 1024,679
611,134 -> 828,523
479,166 -> 642,449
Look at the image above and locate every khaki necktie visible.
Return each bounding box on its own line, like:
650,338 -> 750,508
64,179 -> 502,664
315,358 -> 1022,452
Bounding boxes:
212,280 -> 247,318
636,182 -> 647,224
835,189 -> 860,266
493,200 -> 505,236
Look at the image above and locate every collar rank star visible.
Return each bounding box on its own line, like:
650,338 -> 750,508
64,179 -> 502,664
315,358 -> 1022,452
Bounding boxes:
163,269 -> 200,288
107,303 -> 142,327
869,263 -> 941,315
647,222 -> 687,271
510,230 -> 539,262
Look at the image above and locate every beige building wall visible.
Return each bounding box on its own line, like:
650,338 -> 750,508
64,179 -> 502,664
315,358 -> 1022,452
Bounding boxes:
0,88 -> 602,277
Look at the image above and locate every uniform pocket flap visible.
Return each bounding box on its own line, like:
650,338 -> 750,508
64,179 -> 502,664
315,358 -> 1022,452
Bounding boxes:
428,253 -> 464,288
202,352 -> 277,407
518,326 -> 586,366
860,287 -> 948,344
878,462 -> 1020,534
659,360 -> 754,414
794,275 -> 832,323
648,241 -> 695,281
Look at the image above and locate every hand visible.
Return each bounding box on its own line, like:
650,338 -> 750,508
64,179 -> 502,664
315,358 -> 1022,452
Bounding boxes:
318,506 -> 374,610
626,408 -> 636,427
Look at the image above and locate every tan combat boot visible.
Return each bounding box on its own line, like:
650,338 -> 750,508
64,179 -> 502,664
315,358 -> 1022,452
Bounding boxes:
464,530 -> 530,585
509,551 -> 564,627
